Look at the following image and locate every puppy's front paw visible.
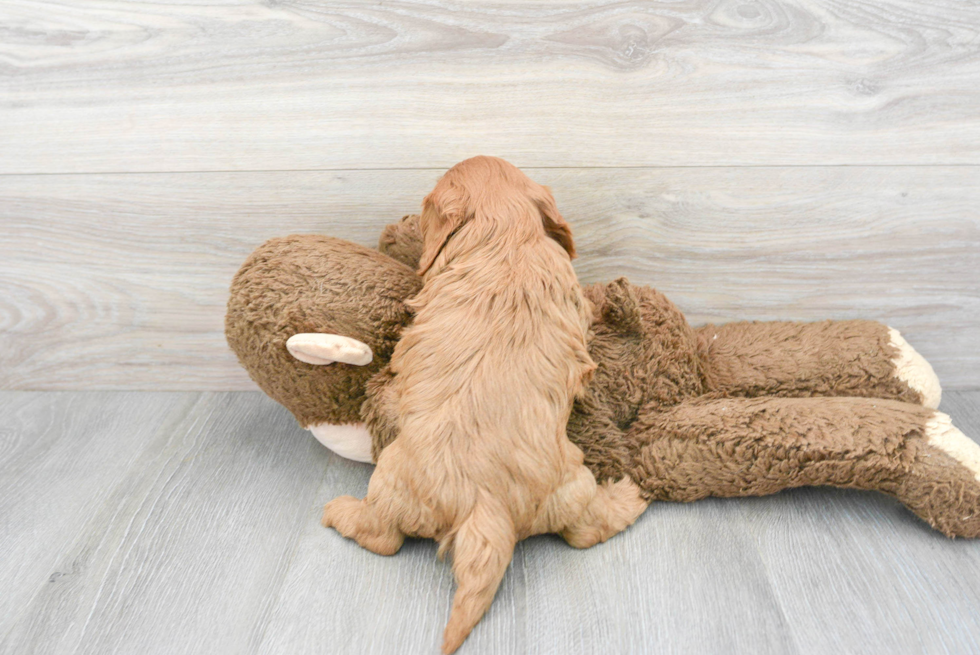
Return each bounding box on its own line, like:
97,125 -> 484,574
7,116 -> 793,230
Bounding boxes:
321,495 -> 363,535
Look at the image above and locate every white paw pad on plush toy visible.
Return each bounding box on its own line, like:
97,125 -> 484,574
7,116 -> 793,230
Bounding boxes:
889,327 -> 942,409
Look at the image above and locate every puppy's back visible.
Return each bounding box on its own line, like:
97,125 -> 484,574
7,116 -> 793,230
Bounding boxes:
391,235 -> 593,528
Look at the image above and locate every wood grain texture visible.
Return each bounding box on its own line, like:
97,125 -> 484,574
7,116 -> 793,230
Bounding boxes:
4,391 -> 978,654
0,392 -> 328,655
0,392 -> 195,633
520,504 -> 799,654
2,166 -> 978,390
1,0 -> 979,173
3,0 -> 978,647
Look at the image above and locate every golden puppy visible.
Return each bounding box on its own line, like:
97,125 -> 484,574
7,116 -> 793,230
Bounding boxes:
322,156 -> 647,653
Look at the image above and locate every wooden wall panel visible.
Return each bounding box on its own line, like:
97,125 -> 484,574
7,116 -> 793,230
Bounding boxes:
1,0 -> 979,173
2,166 -> 977,390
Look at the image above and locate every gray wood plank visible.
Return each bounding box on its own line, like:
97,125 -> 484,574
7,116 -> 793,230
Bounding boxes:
2,0 -> 979,173
2,391 -> 980,654
520,503 -> 799,654
0,391 -> 196,637
2,166 -> 978,390
0,392 -> 328,655
736,491 -> 980,655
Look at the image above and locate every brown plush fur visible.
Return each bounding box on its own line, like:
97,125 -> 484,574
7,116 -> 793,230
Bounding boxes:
225,207 -> 980,650
697,320 -> 923,403
629,395 -> 980,536
379,214 -> 424,270
321,157 -> 644,653
226,235 -> 421,428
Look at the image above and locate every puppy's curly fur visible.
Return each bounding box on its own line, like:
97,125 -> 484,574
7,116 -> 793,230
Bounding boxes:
322,157 -> 647,653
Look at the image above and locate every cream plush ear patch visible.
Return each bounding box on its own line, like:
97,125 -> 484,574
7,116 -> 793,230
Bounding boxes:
287,333 -> 373,366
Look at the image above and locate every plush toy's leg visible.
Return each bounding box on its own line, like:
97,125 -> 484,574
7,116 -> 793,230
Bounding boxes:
695,321 -> 941,408
284,334 -> 378,462
888,328 -> 941,407
630,396 -> 980,537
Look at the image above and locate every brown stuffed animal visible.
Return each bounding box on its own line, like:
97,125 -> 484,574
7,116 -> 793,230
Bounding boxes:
226,214 -> 980,545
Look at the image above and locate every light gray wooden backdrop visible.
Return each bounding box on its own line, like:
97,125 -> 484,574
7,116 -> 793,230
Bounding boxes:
2,0 -> 979,390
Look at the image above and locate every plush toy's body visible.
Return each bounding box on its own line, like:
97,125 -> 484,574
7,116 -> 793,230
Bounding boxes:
226,215 -> 980,539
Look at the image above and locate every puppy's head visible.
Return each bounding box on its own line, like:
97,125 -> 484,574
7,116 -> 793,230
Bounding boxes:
417,156 -> 575,275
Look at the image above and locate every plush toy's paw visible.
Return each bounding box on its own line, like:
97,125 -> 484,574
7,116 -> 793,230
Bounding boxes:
379,213 -> 423,269
905,412 -> 980,538
888,328 -> 942,408
926,412 -> 980,482
309,422 -> 373,463
286,333 -> 373,366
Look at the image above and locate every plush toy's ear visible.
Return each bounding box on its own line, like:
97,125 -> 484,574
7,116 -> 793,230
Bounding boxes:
532,184 -> 576,259
602,277 -> 644,336
286,333 -> 373,366
417,185 -> 469,276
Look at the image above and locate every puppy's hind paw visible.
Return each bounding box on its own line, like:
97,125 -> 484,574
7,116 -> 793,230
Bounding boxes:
321,495 -> 363,533
322,495 -> 404,555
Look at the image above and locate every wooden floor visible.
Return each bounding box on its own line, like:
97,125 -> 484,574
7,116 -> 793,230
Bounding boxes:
1,390 -> 979,655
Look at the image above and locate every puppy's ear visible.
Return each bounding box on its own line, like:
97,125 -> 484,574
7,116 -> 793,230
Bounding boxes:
533,185 -> 576,259
418,185 -> 468,275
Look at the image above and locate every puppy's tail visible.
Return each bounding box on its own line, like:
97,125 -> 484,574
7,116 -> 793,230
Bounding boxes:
441,496 -> 516,654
